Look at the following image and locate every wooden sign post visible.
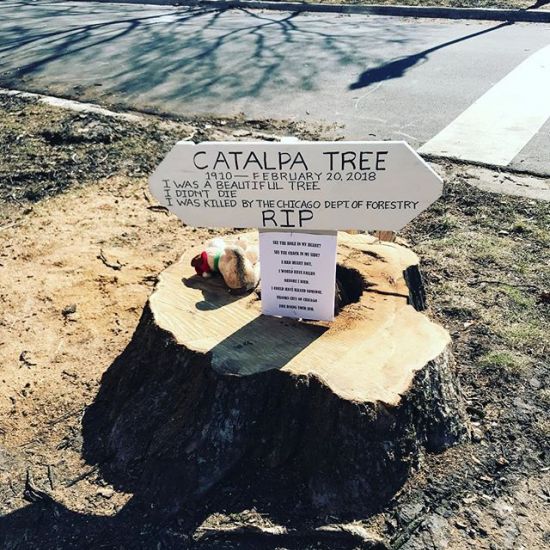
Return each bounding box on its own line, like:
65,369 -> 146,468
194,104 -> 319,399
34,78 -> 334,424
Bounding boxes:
149,141 -> 443,321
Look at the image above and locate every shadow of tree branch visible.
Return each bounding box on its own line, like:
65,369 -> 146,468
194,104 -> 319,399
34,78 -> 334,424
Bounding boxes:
0,1 -> 408,102
349,21 -> 513,90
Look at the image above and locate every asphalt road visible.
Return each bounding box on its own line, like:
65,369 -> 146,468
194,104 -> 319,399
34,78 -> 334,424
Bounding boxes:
1,1 -> 549,175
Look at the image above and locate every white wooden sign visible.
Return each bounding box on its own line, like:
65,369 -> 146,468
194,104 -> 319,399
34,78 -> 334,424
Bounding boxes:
259,231 -> 337,322
149,141 -> 442,231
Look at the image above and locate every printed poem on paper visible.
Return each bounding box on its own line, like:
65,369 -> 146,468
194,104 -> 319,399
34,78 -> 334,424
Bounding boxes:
259,232 -> 337,321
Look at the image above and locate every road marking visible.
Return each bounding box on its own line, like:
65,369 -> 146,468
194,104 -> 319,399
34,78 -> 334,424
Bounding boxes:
419,44 -> 550,166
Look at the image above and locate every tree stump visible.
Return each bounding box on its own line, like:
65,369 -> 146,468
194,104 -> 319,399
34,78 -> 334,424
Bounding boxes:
83,232 -> 469,515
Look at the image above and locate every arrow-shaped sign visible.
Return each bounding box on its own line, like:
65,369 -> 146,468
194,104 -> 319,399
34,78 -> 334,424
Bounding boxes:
149,141 -> 442,231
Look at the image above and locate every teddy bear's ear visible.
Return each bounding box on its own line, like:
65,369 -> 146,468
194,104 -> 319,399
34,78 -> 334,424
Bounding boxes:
190,254 -> 201,268
234,236 -> 249,250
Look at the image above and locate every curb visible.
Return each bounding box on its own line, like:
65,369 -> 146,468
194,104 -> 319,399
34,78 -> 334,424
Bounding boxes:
0,88 -> 141,122
89,0 -> 550,23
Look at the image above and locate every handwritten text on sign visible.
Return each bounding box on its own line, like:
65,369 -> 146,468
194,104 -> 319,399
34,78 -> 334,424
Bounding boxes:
149,141 -> 443,231
259,231 -> 337,322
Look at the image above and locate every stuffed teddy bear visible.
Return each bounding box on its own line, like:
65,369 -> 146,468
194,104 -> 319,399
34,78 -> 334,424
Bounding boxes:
191,237 -> 260,293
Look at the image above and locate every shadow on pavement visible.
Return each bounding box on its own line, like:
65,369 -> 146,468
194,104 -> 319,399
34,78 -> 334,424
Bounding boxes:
349,21 -> 512,90
0,0 -> 418,104
0,2 -> 519,106
1,1 -> 361,101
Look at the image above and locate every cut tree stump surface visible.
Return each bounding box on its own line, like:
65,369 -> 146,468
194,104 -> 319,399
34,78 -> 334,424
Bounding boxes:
150,231 -> 450,406
84,230 -> 468,514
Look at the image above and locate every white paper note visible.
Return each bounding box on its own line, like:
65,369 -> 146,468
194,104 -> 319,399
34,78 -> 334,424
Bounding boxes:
259,231 -> 337,322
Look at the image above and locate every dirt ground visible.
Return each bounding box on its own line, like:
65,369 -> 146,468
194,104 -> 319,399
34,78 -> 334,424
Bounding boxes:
0,94 -> 549,549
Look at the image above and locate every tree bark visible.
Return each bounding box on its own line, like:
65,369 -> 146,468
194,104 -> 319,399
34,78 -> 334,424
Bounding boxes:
83,232 -> 469,515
